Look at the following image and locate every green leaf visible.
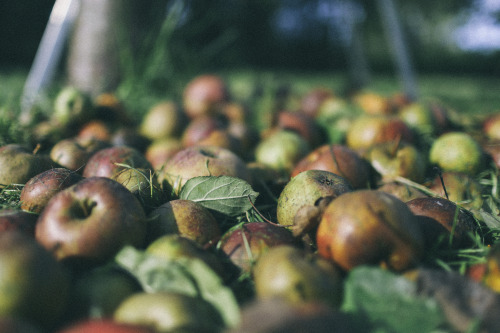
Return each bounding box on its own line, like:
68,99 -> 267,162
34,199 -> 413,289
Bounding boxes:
115,246 -> 240,329
179,176 -> 259,217
342,266 -> 446,333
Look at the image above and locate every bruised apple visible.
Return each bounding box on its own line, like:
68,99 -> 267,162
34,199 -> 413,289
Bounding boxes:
276,170 -> 352,233
316,190 -> 424,272
35,177 -> 147,264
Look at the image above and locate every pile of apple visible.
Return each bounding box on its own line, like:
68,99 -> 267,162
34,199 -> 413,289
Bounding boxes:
1,73 -> 500,332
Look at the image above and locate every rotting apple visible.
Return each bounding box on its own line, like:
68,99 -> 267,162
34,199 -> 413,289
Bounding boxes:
219,222 -> 300,273
35,177 -> 147,265
253,245 -> 344,308
276,170 -> 353,235
0,144 -> 54,187
291,144 -> 375,189
181,114 -> 228,147
146,199 -> 221,247
0,231 -> 71,328
77,119 -> 113,142
82,145 -> 153,179
275,110 -> 326,148
483,113 -> 500,141
364,141 -> 427,183
316,190 -> 424,272
111,127 -> 151,153
157,145 -> 251,195
376,181 -> 428,202
20,168 -> 84,214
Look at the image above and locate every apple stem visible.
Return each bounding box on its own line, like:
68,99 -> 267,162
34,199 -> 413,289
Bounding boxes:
435,167 -> 449,200
390,134 -> 402,157
247,195 -> 292,228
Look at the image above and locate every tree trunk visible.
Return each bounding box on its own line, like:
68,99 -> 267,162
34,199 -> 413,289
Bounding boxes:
67,0 -> 128,96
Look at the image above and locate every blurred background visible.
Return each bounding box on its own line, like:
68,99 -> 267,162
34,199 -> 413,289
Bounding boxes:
1,0 -> 499,74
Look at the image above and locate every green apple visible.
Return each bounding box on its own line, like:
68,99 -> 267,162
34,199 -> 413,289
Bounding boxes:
113,291 -> 224,332
139,101 -> 186,140
429,132 -> 484,175
254,130 -> 310,174
253,245 -> 343,308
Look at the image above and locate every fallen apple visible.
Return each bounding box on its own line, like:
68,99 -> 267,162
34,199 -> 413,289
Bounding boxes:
316,190 -> 424,271
35,177 -> 147,264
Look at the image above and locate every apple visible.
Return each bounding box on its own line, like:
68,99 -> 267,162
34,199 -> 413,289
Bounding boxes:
57,319 -> 155,333
364,141 -> 427,183
0,209 -> 38,236
483,141 -> 500,170
483,113 -> 500,141
345,115 -> 414,152
181,114 -> 228,147
157,145 -> 251,195
146,199 -> 221,247
77,120 -> 113,142
428,171 -> 484,211
144,138 -> 183,170
254,130 -> 310,174
183,74 -> 229,119
146,234 -> 233,283
429,131 -> 484,175
35,177 -> 147,264
112,167 -> 168,214
352,90 -> 391,115
197,128 -> 242,155
398,102 -> 436,135
299,87 -> 335,118
0,231 -> 71,328
406,197 -> 480,248
219,222 -> 299,273
316,190 -> 424,272
20,168 -> 84,214
113,292 -> 224,332
82,145 -> 153,179
92,92 -> 132,125
52,86 -> 93,127
139,101 -> 187,140
0,144 -> 54,187
275,110 -> 326,148
276,170 -> 353,233
291,144 -> 375,189
253,245 -> 343,308
50,137 -> 111,172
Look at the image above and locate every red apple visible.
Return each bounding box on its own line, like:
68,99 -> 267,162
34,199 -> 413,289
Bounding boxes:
291,144 -> 375,189
181,114 -> 228,147
275,110 -> 325,148
82,145 -> 152,179
317,190 -> 424,272
144,138 -> 183,170
219,222 -> 299,273
157,145 -> 251,195
50,137 -> 110,172
35,177 -> 147,264
20,168 -> 84,214
183,74 -> 229,119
